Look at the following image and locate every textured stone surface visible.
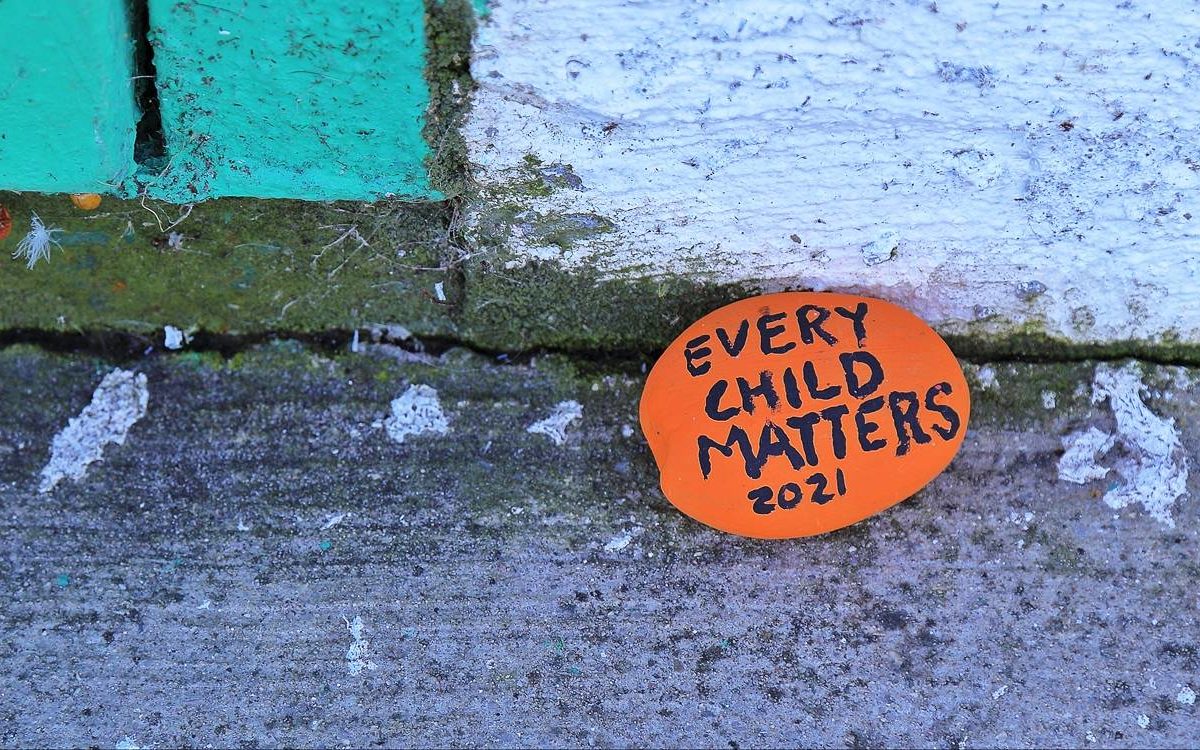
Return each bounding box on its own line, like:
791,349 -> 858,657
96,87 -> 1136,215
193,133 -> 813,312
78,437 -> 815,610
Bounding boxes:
465,0 -> 1200,346
1,346 -> 1197,747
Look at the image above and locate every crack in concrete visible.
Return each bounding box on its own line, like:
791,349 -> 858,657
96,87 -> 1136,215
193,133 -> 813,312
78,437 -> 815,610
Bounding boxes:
2,328 -> 1200,373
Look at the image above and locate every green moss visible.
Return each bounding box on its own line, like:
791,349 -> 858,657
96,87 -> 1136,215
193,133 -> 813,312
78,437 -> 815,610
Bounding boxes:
0,192 -> 458,336
964,360 -> 1095,426
457,257 -> 753,353
943,330 -> 1200,366
423,0 -> 477,198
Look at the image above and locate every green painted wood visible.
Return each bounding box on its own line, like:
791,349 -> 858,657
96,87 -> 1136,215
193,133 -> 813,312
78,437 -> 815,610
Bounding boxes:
143,0 -> 440,201
0,0 -> 140,194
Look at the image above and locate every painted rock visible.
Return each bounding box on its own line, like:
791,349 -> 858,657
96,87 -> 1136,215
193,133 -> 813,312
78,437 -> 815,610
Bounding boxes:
640,292 -> 970,539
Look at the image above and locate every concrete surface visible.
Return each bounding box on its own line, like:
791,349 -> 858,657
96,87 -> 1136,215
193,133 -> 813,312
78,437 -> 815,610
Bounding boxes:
1,344 -> 1197,747
466,0 -> 1200,345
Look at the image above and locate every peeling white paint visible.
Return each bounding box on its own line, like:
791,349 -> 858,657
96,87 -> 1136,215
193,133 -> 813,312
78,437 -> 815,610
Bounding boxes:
1178,686 -> 1196,706
1041,391 -> 1056,410
320,512 -> 350,530
467,0 -> 1200,343
163,325 -> 189,350
1136,713 -> 1150,730
384,385 -> 450,444
344,615 -> 377,675
603,526 -> 642,553
1057,427 -> 1115,485
1058,364 -> 1189,527
526,400 -> 583,446
39,369 -> 149,493
115,737 -> 142,750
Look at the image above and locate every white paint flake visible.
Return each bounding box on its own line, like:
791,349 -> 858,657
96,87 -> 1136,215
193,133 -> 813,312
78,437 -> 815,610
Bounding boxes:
1090,363 -> 1189,527
1041,391 -> 1057,410
115,737 -> 141,750
163,325 -> 189,350
344,615 -> 378,675
991,684 -> 1008,700
526,400 -> 583,446
1136,714 -> 1150,729
1059,364 -> 1189,526
320,512 -> 350,530
603,527 -> 643,553
1178,686 -> 1196,706
384,384 -> 450,444
466,0 -> 1200,344
39,369 -> 149,493
1058,427 -> 1116,485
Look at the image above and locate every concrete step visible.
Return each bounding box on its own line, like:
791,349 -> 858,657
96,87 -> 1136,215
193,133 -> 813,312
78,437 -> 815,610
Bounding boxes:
1,344 -> 1196,746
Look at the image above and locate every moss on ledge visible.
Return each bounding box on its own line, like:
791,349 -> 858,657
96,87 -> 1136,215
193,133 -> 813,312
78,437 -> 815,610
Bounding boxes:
0,192 -> 458,336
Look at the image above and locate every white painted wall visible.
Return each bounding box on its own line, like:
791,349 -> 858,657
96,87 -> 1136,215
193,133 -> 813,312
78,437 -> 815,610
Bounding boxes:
465,0 -> 1200,344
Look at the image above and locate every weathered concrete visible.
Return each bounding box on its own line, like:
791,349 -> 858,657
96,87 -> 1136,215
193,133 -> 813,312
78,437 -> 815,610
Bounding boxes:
465,0 -> 1200,346
1,345 -> 1196,747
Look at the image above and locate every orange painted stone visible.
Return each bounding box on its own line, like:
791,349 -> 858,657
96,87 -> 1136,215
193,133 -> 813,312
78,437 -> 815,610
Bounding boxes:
640,292 -> 970,539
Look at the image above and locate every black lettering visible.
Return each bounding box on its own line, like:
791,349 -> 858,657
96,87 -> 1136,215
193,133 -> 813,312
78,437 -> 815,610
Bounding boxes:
834,303 -> 869,347
782,366 -> 803,409
757,422 -> 806,473
820,404 -> 850,460
736,370 -> 779,414
785,411 -> 822,466
888,390 -> 932,456
840,350 -> 884,398
855,396 -> 887,452
777,482 -> 802,509
924,382 -> 962,440
835,467 -> 847,495
757,311 -> 796,355
684,335 -> 712,376
716,319 -> 750,357
795,305 -> 838,346
697,425 -> 753,479
748,486 -> 775,515
704,379 -> 739,421
802,360 -> 841,400
807,472 -> 834,505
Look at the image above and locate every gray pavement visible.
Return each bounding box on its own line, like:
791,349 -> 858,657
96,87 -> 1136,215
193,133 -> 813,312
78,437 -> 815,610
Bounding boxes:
1,345 -> 1197,748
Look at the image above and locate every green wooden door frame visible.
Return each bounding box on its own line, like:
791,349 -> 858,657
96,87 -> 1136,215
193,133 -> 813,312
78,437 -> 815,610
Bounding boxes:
0,0 -> 474,202
0,0 -> 141,195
